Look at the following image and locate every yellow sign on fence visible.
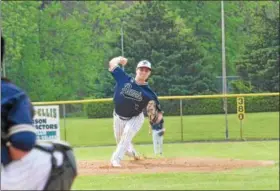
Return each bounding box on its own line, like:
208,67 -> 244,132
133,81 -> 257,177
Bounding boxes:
237,97 -> 245,120
236,97 -> 245,140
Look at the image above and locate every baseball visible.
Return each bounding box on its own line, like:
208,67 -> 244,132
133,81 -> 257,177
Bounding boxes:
119,57 -> 127,66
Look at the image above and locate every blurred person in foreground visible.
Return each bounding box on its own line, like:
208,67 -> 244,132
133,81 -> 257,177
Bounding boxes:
1,32 -> 77,190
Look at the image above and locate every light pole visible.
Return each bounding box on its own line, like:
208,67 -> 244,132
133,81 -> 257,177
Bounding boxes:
2,61 -> 6,77
221,0 -> 229,140
121,25 -> 124,71
1,29 -> 6,77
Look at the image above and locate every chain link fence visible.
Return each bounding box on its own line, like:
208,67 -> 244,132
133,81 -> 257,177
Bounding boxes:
33,94 -> 279,147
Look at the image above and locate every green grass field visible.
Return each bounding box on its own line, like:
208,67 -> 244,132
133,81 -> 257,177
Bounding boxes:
64,112 -> 279,190
72,141 -> 279,190
60,112 -> 279,147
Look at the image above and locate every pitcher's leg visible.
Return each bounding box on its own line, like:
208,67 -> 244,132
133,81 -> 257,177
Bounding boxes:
111,113 -> 144,166
111,114 -> 127,164
125,143 -> 137,157
113,114 -> 126,144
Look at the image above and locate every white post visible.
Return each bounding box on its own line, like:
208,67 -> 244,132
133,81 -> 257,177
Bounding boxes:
63,104 -> 67,141
180,99 -> 184,142
121,25 -> 124,71
2,62 -> 6,77
1,30 -> 6,77
221,0 -> 229,139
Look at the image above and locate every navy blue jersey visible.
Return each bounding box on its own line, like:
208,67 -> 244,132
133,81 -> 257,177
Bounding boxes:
150,119 -> 164,131
111,66 -> 161,118
1,79 -> 37,165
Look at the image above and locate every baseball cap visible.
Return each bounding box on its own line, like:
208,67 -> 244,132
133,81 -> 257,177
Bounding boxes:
136,60 -> 152,70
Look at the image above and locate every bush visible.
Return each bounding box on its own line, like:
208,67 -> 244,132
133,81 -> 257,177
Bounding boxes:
85,96 -> 279,118
85,102 -> 114,118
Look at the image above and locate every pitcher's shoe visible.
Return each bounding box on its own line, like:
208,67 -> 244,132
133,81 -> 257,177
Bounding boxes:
111,160 -> 121,167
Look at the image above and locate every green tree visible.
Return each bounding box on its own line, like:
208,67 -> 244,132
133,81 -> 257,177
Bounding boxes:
2,1 -> 45,100
2,1 -> 126,101
166,1 -> 252,77
119,1 -> 216,95
234,2 -> 279,93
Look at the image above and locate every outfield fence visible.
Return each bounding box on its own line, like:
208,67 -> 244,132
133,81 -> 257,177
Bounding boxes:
32,93 -> 279,147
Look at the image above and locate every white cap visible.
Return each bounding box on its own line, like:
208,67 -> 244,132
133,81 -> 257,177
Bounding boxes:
136,60 -> 152,70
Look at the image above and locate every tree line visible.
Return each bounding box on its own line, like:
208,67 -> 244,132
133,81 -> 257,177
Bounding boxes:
2,1 -> 279,101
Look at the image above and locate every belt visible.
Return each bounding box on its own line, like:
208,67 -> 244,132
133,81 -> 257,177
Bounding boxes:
114,111 -> 132,120
119,116 -> 132,120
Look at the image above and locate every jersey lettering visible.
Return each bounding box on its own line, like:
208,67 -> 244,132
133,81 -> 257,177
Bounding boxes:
120,83 -> 143,101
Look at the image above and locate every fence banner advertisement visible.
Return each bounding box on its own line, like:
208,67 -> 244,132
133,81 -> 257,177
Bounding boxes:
33,105 -> 60,141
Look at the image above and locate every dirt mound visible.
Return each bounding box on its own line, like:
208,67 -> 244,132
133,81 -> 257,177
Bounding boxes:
77,157 -> 275,176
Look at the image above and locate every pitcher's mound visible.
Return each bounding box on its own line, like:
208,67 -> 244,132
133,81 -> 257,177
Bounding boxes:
78,157 -> 275,176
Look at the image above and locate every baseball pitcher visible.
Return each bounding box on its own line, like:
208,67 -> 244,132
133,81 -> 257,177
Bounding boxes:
108,56 -> 163,167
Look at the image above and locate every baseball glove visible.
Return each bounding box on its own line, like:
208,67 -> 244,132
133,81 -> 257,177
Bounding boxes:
158,130 -> 165,136
146,100 -> 159,124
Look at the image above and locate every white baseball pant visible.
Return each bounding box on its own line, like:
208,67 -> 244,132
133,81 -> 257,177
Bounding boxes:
152,129 -> 164,155
1,147 -> 63,190
111,111 -> 144,163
